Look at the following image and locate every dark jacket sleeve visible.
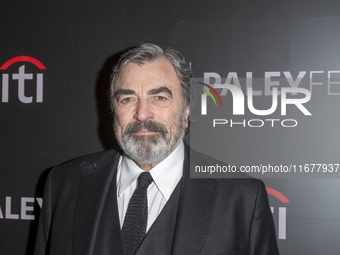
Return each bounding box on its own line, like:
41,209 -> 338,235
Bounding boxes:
249,180 -> 280,255
34,168 -> 54,255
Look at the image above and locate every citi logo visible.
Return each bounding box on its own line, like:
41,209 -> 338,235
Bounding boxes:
1,56 -> 46,103
267,187 -> 290,240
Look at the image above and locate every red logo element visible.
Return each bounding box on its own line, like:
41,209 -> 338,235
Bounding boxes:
1,56 -> 46,103
0,56 -> 46,70
197,82 -> 223,106
266,187 -> 290,203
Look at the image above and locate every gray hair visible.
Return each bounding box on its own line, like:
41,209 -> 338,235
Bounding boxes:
109,43 -> 194,136
110,43 -> 194,111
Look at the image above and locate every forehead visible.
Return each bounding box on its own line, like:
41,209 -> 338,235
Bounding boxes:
117,58 -> 181,91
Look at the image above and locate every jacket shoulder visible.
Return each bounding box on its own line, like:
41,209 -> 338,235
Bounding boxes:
49,149 -> 121,182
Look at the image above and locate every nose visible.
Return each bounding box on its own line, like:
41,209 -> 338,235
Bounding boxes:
133,100 -> 154,121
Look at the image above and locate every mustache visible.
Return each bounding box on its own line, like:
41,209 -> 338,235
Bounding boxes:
124,120 -> 168,135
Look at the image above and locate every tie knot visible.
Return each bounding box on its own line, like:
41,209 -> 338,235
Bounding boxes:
138,172 -> 153,188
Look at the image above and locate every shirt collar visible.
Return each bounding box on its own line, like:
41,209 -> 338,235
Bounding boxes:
117,141 -> 184,200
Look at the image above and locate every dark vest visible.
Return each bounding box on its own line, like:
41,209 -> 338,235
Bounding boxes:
133,179 -> 182,255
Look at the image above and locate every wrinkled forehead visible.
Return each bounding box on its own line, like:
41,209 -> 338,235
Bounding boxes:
116,58 -> 181,93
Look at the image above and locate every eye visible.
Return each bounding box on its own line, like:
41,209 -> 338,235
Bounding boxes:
121,97 -> 132,104
156,96 -> 166,101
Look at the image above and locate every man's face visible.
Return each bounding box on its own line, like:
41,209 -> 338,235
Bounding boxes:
113,58 -> 190,167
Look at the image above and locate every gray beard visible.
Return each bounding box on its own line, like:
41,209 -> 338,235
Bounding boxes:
115,110 -> 186,166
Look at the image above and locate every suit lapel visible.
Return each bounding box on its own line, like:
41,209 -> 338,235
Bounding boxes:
72,152 -> 124,255
71,145 -> 219,255
171,145 -> 220,255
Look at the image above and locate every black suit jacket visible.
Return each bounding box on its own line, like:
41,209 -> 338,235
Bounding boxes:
34,145 -> 279,255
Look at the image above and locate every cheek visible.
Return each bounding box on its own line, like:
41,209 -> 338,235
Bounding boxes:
157,107 -> 181,127
115,109 -> 131,129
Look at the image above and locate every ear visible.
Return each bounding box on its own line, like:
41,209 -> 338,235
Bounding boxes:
185,106 -> 190,128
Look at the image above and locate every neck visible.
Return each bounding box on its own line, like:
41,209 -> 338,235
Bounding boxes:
135,158 -> 164,171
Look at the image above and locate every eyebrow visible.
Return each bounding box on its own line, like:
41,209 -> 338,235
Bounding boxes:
114,86 -> 173,100
148,87 -> 173,98
114,89 -> 136,99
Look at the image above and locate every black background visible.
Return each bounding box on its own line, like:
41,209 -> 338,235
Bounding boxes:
1,0 -> 340,254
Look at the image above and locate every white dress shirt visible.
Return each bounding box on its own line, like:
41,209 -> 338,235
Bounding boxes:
116,141 -> 184,232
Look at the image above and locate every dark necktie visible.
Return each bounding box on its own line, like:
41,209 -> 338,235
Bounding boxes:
121,172 -> 153,255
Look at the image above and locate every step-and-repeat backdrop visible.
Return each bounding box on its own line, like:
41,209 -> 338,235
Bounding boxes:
1,0 -> 340,254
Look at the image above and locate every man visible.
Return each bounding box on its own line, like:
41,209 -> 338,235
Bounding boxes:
34,43 -> 279,255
